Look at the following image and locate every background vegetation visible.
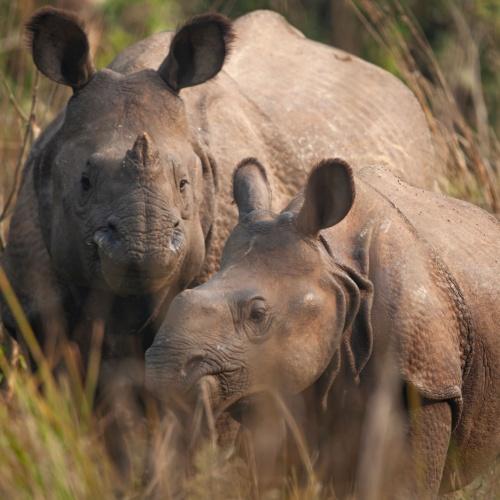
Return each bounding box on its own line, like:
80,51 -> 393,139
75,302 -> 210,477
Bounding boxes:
0,0 -> 498,498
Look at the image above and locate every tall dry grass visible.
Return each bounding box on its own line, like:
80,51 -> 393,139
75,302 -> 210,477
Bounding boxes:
0,1 -> 499,499
352,0 -> 499,213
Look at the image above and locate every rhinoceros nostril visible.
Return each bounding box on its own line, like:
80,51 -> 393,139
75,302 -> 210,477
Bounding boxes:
107,217 -> 118,233
93,220 -> 119,252
173,219 -> 180,229
181,354 -> 206,379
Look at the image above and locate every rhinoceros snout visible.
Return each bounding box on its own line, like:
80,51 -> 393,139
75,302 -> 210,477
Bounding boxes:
144,343 -> 175,394
93,222 -> 117,253
93,215 -> 184,295
145,341 -> 216,409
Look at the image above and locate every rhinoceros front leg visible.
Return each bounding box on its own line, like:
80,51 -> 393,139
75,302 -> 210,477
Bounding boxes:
404,395 -> 452,499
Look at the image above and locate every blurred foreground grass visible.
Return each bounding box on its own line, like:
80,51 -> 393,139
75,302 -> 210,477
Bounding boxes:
0,356 -> 119,498
0,0 -> 499,498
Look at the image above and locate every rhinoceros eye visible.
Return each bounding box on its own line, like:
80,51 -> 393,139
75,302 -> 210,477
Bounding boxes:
243,297 -> 272,343
249,299 -> 267,323
179,178 -> 189,192
80,173 -> 91,191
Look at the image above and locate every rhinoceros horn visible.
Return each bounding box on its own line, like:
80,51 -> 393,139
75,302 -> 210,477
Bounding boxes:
123,132 -> 161,180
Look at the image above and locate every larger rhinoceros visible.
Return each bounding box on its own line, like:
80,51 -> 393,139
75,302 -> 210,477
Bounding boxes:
2,7 -> 436,369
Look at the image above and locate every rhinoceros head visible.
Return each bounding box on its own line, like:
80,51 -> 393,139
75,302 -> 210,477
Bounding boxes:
27,7 -> 233,296
146,158 -> 373,419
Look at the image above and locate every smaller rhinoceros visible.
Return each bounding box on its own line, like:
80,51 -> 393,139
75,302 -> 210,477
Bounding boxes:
146,158 -> 500,497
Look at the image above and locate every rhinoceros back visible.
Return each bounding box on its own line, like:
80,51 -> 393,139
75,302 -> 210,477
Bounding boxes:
109,10 -> 438,190
361,167 -> 500,305
226,11 -> 438,189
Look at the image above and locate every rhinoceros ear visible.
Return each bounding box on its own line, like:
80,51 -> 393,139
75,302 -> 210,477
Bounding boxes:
296,158 -> 355,237
26,7 -> 94,90
158,13 -> 234,92
233,158 -> 272,221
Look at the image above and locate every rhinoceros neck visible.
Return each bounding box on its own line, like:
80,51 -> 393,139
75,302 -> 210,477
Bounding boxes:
68,284 -> 174,357
181,74 -> 304,285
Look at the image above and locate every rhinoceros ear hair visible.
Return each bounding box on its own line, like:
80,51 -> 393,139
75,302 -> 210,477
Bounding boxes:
233,158 -> 272,221
26,7 -> 95,91
158,13 -> 234,92
296,158 -> 355,238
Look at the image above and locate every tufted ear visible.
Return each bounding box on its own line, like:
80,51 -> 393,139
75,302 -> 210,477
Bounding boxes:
26,7 -> 95,90
158,13 -> 234,92
233,158 -> 272,221
296,158 -> 355,238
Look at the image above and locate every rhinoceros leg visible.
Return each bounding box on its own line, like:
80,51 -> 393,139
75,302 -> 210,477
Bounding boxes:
405,398 -> 452,499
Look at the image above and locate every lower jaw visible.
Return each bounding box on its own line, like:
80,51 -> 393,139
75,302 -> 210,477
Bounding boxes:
109,279 -> 171,296
226,391 -> 283,425
98,255 -> 183,297
191,375 -> 223,412
99,268 -> 177,296
228,397 -> 255,423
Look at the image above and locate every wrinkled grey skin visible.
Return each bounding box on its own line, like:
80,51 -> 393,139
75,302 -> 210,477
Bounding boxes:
2,7 -> 436,369
146,159 -> 500,497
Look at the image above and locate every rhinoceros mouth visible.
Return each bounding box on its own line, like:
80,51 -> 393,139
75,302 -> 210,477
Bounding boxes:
226,396 -> 255,423
185,367 -> 249,419
91,223 -> 186,296
101,265 -> 180,296
96,247 -> 184,296
150,366 -> 247,416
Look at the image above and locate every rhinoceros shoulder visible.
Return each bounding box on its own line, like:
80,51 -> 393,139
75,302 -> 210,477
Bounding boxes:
106,10 -> 303,77
358,166 -> 500,259
2,158 -> 65,331
233,9 -> 305,38
355,166 -> 500,420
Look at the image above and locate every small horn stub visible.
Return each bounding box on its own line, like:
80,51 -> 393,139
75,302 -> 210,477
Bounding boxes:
123,133 -> 161,180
